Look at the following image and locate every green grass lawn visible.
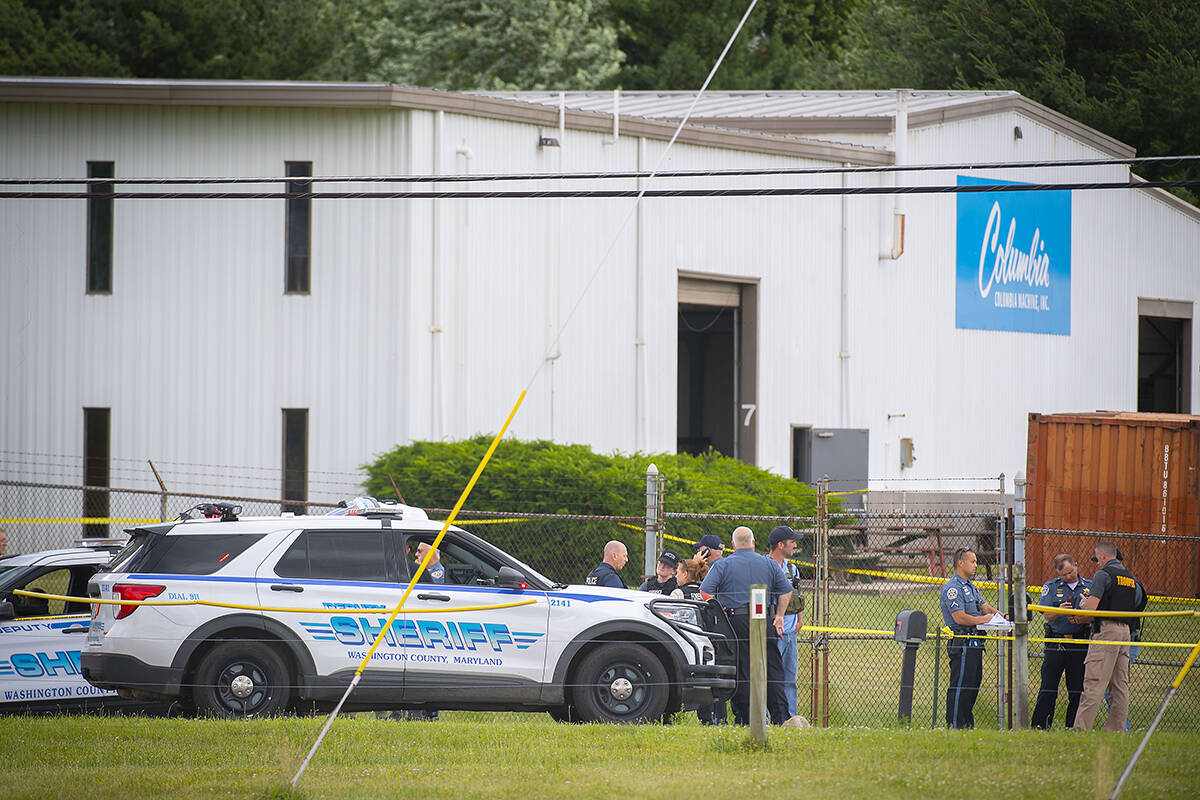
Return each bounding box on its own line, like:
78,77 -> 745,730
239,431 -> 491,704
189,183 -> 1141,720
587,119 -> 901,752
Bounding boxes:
2,712 -> 1198,800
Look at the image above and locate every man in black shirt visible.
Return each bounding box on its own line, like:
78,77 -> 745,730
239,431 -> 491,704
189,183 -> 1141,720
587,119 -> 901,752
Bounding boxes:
1070,541 -> 1138,731
585,541 -> 628,588
639,550 -> 680,594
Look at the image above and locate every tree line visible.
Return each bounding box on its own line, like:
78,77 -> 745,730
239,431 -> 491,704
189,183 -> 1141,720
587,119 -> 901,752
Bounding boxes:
3,0 -> 1197,198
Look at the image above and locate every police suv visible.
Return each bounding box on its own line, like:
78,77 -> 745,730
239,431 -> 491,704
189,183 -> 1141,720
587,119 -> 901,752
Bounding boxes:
0,543 -> 166,713
82,500 -> 735,721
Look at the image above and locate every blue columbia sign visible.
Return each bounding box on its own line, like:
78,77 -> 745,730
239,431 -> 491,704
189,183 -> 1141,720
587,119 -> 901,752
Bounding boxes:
955,175 -> 1071,335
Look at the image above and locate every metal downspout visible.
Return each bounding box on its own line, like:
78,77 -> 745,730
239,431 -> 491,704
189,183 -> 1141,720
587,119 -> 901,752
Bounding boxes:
840,164 -> 850,427
431,110 -> 444,439
635,136 -> 647,451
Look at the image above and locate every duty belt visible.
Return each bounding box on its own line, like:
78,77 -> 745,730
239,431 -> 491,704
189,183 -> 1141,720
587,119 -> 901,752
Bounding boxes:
725,606 -> 775,617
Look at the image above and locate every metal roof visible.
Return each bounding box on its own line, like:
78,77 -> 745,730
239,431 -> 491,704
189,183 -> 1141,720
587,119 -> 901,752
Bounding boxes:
475,89 -> 1134,158
476,90 -> 1018,120
0,77 -> 895,165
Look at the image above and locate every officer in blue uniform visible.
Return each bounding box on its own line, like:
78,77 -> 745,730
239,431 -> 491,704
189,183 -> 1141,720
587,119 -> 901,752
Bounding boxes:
585,540 -> 628,588
700,526 -> 793,726
940,546 -> 1004,729
415,541 -> 445,584
1030,553 -> 1090,728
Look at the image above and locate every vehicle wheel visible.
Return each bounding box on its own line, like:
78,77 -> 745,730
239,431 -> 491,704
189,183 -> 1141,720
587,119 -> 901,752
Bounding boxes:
191,641 -> 291,719
569,643 -> 668,723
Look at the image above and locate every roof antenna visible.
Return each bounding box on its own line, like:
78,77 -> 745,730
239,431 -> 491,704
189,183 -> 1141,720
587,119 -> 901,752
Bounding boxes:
387,474 -> 406,505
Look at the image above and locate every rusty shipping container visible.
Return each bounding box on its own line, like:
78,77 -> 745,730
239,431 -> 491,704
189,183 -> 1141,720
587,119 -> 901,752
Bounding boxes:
1026,412 -> 1200,598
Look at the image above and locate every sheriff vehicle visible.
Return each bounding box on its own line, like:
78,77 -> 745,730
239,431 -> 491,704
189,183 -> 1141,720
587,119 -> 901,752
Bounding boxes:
0,542 -> 167,713
82,499 -> 735,720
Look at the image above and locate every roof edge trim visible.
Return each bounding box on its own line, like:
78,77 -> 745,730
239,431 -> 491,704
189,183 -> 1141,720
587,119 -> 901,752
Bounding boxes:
1129,174 -> 1200,224
907,95 -> 1136,158
0,78 -> 892,166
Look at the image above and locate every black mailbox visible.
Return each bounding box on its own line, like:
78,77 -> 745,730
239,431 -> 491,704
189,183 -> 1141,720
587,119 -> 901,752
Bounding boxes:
894,609 -> 927,643
894,609 -> 927,723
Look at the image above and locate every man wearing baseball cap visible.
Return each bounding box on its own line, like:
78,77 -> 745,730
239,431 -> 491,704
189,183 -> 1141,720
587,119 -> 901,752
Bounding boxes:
695,534 -> 724,565
768,525 -> 806,720
640,550 -> 680,595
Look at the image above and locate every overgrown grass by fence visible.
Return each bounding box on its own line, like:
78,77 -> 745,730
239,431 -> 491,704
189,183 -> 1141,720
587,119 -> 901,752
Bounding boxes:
0,714 -> 1195,796
2,714 -> 1199,800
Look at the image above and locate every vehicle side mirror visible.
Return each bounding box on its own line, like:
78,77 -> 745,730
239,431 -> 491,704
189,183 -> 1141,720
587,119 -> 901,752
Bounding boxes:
0,600 -> 13,621
496,566 -> 528,590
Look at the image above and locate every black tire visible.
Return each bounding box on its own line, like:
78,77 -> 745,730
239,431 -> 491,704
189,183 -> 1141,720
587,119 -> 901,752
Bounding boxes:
191,641 -> 291,719
569,642 -> 669,724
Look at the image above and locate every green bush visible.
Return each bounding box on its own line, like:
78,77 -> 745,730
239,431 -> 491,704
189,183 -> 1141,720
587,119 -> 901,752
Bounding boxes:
361,438 -> 823,583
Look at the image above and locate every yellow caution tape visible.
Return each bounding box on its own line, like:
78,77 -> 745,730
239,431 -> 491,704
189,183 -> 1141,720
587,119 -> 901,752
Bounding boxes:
1027,604 -> 1197,619
936,625 -> 1199,649
829,489 -> 869,497
14,515 -> 1200,605
801,625 -> 892,637
663,532 -> 729,554
663,532 -> 1200,605
1031,637 -> 1195,649
12,588 -> 537,616
785,623 -> 1200,650
1173,642 -> 1200,689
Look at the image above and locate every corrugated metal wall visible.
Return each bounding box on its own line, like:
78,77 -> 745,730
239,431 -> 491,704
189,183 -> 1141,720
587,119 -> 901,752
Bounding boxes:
1,103 -> 414,496
2,96 -> 1199,503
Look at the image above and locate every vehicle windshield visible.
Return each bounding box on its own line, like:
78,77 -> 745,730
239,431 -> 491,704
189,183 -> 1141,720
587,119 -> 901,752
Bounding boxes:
0,565 -> 25,586
109,531 -> 153,572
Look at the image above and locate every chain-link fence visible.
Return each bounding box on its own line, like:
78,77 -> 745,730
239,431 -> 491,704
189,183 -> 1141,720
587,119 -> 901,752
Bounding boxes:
1,473 -> 1196,731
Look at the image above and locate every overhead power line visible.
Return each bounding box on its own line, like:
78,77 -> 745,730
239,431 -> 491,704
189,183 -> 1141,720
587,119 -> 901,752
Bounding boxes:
1,154 -> 1198,186
2,178 -> 1197,200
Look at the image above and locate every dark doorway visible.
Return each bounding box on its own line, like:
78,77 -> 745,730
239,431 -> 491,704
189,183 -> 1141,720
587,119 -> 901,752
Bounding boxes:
82,407 -> 110,539
282,409 -> 308,515
1138,316 -> 1191,413
792,426 -> 812,484
678,306 -> 736,456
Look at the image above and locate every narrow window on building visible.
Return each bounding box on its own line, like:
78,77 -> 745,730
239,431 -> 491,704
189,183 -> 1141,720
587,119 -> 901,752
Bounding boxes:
284,161 -> 312,294
86,161 -> 114,294
282,409 -> 308,515
83,407 -> 111,538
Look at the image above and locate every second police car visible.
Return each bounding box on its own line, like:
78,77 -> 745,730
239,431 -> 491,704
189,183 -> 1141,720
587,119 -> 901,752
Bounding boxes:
82,500 -> 735,721
0,542 -> 168,713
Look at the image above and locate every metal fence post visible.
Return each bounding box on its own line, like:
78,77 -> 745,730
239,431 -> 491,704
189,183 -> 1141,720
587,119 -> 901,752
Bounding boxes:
932,626 -> 942,728
658,469 -> 666,556
1013,472 -> 1029,728
997,472 -> 1007,728
645,463 -> 659,580
820,477 -> 831,728
148,460 -> 168,522
750,584 -> 768,745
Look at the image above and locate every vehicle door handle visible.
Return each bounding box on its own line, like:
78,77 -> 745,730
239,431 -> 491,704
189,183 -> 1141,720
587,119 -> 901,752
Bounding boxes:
417,593 -> 451,602
61,625 -> 90,634
270,584 -> 304,593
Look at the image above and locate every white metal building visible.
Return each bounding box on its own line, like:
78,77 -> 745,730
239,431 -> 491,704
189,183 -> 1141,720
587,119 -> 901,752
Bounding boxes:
1,79 -> 1197,507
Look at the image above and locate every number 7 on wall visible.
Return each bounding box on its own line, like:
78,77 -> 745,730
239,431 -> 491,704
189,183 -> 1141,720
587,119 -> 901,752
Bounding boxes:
741,404 -> 757,427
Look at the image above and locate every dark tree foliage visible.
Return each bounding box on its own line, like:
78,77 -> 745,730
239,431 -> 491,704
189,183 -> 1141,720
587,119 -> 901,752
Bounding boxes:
609,0 -> 858,89
361,437 -> 821,584
0,0 -> 345,79
2,0 -> 1194,197
834,0 -> 1200,200
608,0 -> 1198,201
